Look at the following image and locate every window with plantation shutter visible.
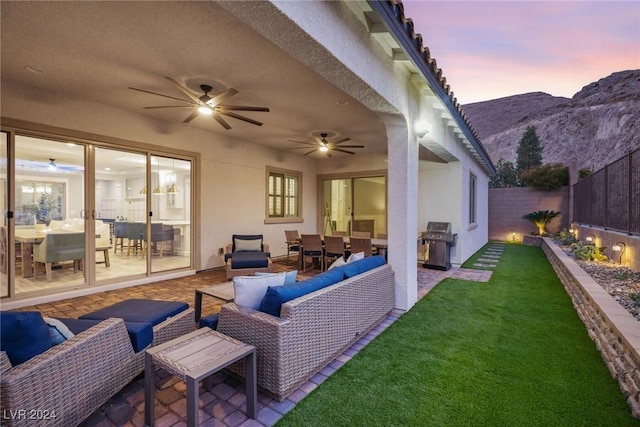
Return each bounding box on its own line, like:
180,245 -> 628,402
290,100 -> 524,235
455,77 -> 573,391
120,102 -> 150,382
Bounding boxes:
265,167 -> 302,223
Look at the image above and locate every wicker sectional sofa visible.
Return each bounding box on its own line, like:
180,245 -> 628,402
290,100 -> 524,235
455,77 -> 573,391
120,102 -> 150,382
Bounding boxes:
0,307 -> 194,427
217,261 -> 395,400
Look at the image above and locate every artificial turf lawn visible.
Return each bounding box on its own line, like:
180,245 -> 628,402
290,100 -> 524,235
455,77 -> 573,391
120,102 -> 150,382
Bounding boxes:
276,243 -> 640,426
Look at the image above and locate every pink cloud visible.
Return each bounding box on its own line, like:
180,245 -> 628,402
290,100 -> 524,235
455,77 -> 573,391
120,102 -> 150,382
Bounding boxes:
401,0 -> 640,103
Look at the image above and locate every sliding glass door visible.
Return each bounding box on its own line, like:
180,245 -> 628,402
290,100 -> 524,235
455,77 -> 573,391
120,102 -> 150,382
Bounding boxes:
13,137 -> 86,295
1,131 -> 193,300
322,175 -> 387,237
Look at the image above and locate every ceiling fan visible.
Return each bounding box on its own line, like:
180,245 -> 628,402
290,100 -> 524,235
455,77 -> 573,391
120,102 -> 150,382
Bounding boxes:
286,133 -> 364,158
129,76 -> 269,129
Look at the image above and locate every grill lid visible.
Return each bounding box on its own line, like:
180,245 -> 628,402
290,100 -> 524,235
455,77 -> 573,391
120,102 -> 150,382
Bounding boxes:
426,222 -> 452,233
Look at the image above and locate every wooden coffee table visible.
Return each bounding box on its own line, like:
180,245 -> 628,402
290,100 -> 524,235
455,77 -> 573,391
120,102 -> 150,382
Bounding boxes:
194,281 -> 234,321
145,327 -> 256,427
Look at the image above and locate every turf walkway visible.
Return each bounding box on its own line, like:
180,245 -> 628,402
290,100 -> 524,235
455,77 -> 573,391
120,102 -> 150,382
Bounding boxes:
277,243 -> 640,426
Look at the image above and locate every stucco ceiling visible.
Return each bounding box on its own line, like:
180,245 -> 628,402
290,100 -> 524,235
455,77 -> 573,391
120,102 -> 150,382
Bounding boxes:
1,1 -> 388,163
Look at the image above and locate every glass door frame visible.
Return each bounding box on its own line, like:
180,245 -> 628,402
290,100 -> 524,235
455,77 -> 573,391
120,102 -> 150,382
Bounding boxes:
0,120 -> 198,301
318,170 -> 388,237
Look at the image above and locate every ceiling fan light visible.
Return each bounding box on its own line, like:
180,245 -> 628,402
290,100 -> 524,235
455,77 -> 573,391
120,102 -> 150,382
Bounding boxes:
198,105 -> 213,115
319,146 -> 329,152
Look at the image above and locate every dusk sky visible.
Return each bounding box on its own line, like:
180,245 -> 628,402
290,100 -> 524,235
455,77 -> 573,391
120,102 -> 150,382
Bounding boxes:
401,0 -> 640,105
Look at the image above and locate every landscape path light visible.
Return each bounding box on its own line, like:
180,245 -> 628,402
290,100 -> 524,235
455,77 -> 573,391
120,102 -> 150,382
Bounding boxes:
612,242 -> 626,264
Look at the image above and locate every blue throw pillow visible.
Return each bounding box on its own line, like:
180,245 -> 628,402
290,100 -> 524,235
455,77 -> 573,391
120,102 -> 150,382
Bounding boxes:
256,270 -> 298,285
0,311 -> 52,365
341,255 -> 386,278
258,268 -> 345,317
43,317 -> 75,346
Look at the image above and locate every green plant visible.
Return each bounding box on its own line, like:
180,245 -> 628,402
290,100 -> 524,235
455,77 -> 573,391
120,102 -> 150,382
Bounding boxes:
570,242 -> 608,262
516,125 -> 543,175
489,158 -> 519,188
522,210 -> 561,235
520,163 -> 569,190
629,291 -> 640,307
554,228 -> 578,245
578,167 -> 593,180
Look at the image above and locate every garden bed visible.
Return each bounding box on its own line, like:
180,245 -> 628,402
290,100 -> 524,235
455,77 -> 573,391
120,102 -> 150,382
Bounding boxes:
553,240 -> 640,321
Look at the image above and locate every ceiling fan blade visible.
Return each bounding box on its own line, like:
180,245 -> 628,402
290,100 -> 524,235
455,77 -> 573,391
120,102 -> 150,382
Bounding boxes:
143,105 -> 194,109
335,145 -> 365,148
332,137 -> 351,145
213,113 -> 232,130
182,110 -> 200,123
218,111 -> 263,126
303,149 -> 316,156
332,148 -> 357,155
285,146 -> 314,150
209,88 -> 239,106
165,77 -> 204,105
218,105 -> 270,112
287,140 -> 317,146
129,87 -> 194,104
326,150 -> 333,158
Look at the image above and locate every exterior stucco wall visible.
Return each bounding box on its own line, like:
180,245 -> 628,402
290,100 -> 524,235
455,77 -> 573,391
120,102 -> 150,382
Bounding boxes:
1,81 -> 319,271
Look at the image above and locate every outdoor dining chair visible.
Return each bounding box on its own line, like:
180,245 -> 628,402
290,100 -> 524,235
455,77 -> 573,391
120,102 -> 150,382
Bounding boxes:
351,231 -> 371,238
300,234 -> 323,272
349,236 -> 373,257
284,230 -> 300,265
323,235 -> 346,270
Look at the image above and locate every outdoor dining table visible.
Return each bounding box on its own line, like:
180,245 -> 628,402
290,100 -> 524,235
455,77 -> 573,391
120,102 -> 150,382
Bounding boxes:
295,235 -> 388,269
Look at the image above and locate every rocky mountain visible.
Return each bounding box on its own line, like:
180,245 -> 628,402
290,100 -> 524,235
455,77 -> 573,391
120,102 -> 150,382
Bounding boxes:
463,70 -> 640,173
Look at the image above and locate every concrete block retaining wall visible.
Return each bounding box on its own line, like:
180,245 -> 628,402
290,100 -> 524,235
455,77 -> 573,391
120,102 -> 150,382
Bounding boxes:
541,237 -> 640,417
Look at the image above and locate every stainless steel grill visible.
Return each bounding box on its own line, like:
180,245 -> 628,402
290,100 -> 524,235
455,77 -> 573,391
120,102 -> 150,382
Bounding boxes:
421,222 -> 457,271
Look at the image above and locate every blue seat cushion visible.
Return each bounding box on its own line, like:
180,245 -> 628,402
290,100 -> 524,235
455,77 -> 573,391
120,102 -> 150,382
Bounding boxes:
58,317 -> 154,353
79,299 -> 188,327
199,314 -> 219,330
0,311 -> 51,365
258,268 -> 344,317
230,251 -> 269,269
336,255 -> 386,279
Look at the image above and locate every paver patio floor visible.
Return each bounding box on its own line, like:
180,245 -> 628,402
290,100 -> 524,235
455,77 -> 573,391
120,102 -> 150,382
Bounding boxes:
11,259 -> 482,426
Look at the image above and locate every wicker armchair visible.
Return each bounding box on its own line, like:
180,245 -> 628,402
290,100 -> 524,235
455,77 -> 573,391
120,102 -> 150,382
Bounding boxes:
225,234 -> 272,279
0,309 -> 194,427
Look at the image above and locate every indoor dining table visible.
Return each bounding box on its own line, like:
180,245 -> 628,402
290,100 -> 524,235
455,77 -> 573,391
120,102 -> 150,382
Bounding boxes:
13,228 -> 82,277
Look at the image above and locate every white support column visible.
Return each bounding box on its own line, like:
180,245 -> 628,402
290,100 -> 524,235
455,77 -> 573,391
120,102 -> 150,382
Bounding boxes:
385,116 -> 418,311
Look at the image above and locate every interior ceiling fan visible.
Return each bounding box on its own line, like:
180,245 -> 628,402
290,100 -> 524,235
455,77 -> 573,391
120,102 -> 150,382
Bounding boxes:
286,133 -> 364,157
129,77 -> 269,129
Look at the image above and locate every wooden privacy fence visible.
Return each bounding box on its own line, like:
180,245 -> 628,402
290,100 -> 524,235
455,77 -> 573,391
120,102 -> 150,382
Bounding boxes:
573,148 -> 640,235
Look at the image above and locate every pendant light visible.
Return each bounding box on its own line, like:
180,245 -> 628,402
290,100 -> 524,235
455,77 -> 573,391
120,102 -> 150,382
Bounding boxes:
167,159 -> 179,194
152,158 -> 164,196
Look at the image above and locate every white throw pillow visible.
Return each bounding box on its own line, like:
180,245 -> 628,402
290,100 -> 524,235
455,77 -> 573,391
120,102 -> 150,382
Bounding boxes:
234,238 -> 262,252
347,252 -> 365,263
233,272 -> 286,309
327,256 -> 347,270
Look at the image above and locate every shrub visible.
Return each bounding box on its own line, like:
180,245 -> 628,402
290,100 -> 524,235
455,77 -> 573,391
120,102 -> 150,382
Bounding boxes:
629,291 -> 640,307
554,228 -> 577,245
520,163 -> 569,190
578,168 -> 592,180
570,242 -> 608,262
